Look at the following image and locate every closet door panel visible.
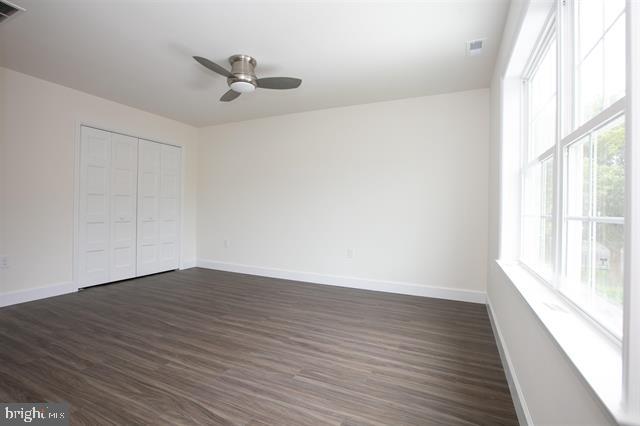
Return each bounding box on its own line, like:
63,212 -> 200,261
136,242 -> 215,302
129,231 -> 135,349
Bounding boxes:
136,140 -> 181,276
136,139 -> 162,276
109,133 -> 138,281
79,127 -> 111,287
158,144 -> 181,271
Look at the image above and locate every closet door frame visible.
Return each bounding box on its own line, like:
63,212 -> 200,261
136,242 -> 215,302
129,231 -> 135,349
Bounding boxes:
73,122 -> 184,290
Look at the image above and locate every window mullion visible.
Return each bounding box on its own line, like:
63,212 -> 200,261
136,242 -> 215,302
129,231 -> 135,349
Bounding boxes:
554,0 -> 565,290
561,98 -> 626,148
590,220 -> 596,305
534,145 -> 556,165
569,0 -> 578,132
601,0 -> 607,119
588,131 -> 596,304
520,79 -> 529,261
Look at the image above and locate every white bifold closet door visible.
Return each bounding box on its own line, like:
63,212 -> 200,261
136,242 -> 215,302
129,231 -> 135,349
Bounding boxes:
137,139 -> 181,276
79,127 -> 181,288
78,127 -> 137,286
109,133 -> 138,281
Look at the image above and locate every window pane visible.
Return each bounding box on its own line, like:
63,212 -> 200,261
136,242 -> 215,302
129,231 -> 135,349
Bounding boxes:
531,101 -> 556,159
529,39 -> 556,158
543,158 -> 554,216
522,216 -> 541,265
594,222 -> 624,308
595,116 -> 625,217
575,1 -> 625,127
543,217 -> 554,269
604,16 -> 625,108
578,42 -> 603,123
522,216 -> 555,278
523,157 -> 554,217
523,162 -> 541,216
561,114 -> 625,337
604,0 -> 625,29
531,41 -> 556,113
563,219 -> 623,336
564,219 -> 591,291
578,0 -> 603,59
522,158 -> 554,276
566,135 -> 591,217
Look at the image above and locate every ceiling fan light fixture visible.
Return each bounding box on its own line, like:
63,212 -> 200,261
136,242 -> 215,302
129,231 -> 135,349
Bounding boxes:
193,53 -> 302,102
230,80 -> 255,93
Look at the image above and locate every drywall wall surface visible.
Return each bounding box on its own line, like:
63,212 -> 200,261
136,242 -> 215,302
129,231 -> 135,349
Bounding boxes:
197,89 -> 490,296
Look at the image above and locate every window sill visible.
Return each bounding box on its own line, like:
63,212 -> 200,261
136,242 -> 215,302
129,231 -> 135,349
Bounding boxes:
495,260 -> 633,425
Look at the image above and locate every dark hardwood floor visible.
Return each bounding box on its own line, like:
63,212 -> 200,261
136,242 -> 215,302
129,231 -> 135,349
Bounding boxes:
0,268 -> 517,425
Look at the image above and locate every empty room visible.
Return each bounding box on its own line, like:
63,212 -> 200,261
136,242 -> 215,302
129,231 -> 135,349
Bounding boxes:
0,0 -> 638,424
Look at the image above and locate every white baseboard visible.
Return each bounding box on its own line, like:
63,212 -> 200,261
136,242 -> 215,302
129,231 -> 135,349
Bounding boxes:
0,281 -> 77,308
196,259 -> 486,304
486,296 -> 532,426
180,259 -> 197,269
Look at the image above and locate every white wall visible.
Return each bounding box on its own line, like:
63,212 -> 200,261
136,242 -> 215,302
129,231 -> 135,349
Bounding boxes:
0,67 -> 198,298
197,89 -> 489,300
487,1 -> 616,425
0,67 -> 489,303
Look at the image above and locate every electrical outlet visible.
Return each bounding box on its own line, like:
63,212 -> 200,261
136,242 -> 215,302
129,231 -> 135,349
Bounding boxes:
346,248 -> 354,259
223,239 -> 229,249
0,256 -> 8,269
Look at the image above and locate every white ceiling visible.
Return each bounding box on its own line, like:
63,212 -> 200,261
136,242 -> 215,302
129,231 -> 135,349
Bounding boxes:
0,0 -> 510,127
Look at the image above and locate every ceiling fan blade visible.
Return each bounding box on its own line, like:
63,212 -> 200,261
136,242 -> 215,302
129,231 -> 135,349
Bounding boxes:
193,56 -> 233,78
256,77 -> 302,90
220,89 -> 241,102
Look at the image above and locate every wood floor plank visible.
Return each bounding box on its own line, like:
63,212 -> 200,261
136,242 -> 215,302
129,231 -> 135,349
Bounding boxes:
0,268 -> 517,425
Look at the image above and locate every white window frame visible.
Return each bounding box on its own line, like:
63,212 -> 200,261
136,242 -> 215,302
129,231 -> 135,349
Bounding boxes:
501,0 -> 639,421
623,0 -> 640,417
559,101 -> 625,339
519,1 -> 627,343
560,0 -> 627,341
520,15 -> 557,281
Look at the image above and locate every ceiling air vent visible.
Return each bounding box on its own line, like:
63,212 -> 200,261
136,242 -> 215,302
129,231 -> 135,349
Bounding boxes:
0,0 -> 24,24
466,39 -> 486,57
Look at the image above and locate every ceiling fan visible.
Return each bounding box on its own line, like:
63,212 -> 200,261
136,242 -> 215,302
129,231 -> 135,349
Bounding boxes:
193,54 -> 302,102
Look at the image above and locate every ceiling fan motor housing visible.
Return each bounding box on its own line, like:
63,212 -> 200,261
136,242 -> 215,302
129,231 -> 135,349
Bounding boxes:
228,54 -> 257,92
